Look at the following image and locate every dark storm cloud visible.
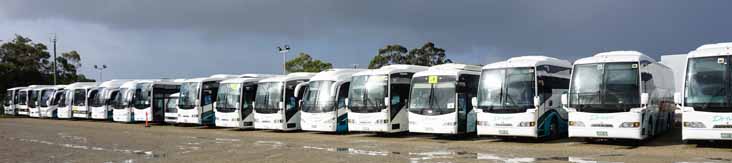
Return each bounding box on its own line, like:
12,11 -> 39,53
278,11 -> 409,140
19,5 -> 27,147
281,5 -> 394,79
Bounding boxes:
1,0 -> 731,79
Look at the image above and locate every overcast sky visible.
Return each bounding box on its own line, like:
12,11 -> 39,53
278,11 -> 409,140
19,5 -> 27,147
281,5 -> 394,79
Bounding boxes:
1,0 -> 731,80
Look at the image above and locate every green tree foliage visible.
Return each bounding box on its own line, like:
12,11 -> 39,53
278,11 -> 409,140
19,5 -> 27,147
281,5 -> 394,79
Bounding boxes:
0,35 -> 94,106
285,53 -> 333,73
368,42 -> 452,69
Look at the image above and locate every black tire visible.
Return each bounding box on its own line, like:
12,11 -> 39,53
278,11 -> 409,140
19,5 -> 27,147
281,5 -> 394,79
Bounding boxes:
548,120 -> 560,140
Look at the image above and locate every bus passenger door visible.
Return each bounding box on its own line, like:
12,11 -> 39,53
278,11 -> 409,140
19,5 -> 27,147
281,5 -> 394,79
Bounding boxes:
457,93 -> 467,133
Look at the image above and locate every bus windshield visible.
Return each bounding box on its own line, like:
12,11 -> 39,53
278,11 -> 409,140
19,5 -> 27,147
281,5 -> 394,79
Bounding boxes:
40,89 -> 55,107
348,75 -> 388,113
569,62 -> 640,113
29,90 -> 39,108
216,83 -> 241,113
17,91 -> 28,105
254,82 -> 283,114
166,96 -> 178,113
132,83 -> 152,109
89,88 -> 106,107
408,76 -> 456,115
302,80 -> 336,113
684,56 -> 732,112
112,88 -> 129,109
178,82 -> 199,110
4,91 -> 12,106
51,90 -> 65,106
477,67 -> 536,113
72,89 -> 87,106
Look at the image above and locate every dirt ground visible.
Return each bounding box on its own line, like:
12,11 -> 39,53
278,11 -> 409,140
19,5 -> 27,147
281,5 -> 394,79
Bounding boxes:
0,117 -> 730,163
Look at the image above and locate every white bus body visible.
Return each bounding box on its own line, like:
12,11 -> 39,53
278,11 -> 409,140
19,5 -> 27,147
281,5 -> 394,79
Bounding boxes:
408,64 -> 481,135
675,43 -> 732,141
300,69 -> 365,133
132,81 -> 181,123
214,74 -> 279,128
564,51 -> 676,140
113,81 -> 141,122
474,56 -> 572,138
253,72 -> 315,131
16,87 -> 36,116
347,65 -> 428,133
29,85 -> 54,118
178,75 -> 240,125
38,85 -> 66,118
57,82 -> 96,119
70,83 -> 99,119
90,80 -> 130,120
4,87 -> 25,115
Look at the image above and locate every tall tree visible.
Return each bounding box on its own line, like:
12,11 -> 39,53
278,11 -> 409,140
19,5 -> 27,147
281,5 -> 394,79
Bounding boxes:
368,42 -> 452,69
285,53 -> 333,73
368,44 -> 408,69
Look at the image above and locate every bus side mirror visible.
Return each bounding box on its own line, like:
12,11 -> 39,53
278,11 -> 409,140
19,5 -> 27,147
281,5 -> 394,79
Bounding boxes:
673,92 -> 682,105
384,97 -> 390,106
298,100 -> 303,107
561,93 -> 568,107
344,98 -> 349,106
471,97 -> 477,108
533,96 -> 541,108
640,93 -> 649,106
195,99 -> 201,106
278,101 -> 284,109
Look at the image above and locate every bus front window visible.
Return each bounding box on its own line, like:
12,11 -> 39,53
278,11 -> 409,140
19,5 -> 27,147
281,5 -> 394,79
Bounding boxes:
40,89 -> 54,107
4,92 -> 12,106
216,83 -> 241,113
348,75 -> 387,113
685,56 -> 732,112
477,68 -> 535,113
302,81 -> 336,113
112,88 -> 129,110
408,76 -> 457,115
72,89 -> 87,106
178,83 -> 199,110
132,83 -> 152,109
254,82 -> 283,114
29,91 -> 39,108
569,63 -> 640,113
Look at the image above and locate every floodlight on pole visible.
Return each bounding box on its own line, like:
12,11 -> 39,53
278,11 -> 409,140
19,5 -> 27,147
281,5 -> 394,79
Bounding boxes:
93,64 -> 107,81
277,44 -> 290,75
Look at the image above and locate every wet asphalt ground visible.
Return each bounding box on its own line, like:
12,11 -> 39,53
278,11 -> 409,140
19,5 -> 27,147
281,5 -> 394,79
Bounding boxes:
0,116 -> 731,163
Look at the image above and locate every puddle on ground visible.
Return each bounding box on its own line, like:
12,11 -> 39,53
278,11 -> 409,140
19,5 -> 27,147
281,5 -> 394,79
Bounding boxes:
254,140 -> 286,148
4,136 -> 161,159
303,145 -> 391,156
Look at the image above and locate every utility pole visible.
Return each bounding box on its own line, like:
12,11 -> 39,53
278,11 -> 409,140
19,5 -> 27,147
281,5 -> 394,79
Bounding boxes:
94,65 -> 107,81
277,45 -> 290,75
51,34 -> 57,85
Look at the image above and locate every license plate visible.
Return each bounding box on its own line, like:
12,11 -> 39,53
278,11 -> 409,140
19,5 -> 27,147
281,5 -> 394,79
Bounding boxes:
721,133 -> 732,138
499,130 -> 509,135
596,131 -> 608,137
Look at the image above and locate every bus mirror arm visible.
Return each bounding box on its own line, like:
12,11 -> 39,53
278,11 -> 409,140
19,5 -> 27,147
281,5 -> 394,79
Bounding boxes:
673,92 -> 682,105
560,93 -> 568,107
384,97 -> 390,106
533,96 -> 541,108
344,98 -> 349,106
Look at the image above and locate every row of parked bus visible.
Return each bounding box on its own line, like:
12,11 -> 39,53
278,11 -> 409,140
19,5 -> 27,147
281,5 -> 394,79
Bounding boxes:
3,42 -> 732,143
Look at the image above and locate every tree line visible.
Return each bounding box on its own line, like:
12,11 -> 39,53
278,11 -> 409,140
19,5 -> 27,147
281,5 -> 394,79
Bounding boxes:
285,42 -> 453,72
0,35 -> 94,102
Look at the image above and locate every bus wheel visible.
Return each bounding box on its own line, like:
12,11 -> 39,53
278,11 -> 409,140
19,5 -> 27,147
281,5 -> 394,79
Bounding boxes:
583,138 -> 595,143
548,120 -> 560,140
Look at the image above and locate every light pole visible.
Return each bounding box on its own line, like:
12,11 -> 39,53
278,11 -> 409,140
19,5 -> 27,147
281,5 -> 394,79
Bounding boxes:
277,45 -> 290,75
51,33 -> 57,85
93,64 -> 107,81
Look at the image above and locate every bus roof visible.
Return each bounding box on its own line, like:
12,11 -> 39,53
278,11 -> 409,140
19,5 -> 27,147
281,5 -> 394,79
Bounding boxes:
66,82 -> 98,89
97,80 -> 133,88
352,64 -> 428,76
239,74 -> 280,78
574,51 -> 655,64
220,75 -> 282,84
184,76 -> 238,83
7,87 -> 26,91
483,56 -> 571,69
310,69 -> 367,81
414,63 -> 482,77
260,72 -> 316,83
688,42 -> 732,58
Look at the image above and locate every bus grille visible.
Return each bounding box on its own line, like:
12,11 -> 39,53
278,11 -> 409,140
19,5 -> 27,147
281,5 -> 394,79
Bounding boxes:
713,125 -> 732,128
495,123 -> 512,127
591,124 -> 613,128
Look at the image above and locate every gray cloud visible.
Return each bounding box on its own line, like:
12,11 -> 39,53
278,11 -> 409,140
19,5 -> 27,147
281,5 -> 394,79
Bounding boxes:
1,0 -> 731,80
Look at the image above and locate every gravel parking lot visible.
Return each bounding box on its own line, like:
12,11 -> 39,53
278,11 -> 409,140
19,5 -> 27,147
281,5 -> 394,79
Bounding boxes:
0,117 -> 730,163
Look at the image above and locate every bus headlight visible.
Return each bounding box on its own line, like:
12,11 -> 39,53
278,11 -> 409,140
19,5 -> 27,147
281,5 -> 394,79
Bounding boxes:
347,119 -> 355,124
517,121 -> 536,127
477,121 -> 490,126
443,122 -> 457,126
619,122 -> 641,128
683,121 -> 706,128
569,121 -> 585,127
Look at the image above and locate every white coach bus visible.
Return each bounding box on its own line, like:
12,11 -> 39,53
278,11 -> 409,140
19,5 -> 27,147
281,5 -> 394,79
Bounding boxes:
4,87 -> 25,115
214,74 -> 279,128
300,69 -> 365,133
38,85 -> 65,118
70,82 -> 99,119
347,65 -> 428,133
473,56 -> 572,139
408,64 -> 481,135
113,81 -> 143,122
17,86 -> 39,116
675,43 -> 732,141
253,72 -> 315,131
29,85 -> 54,118
90,80 -> 129,120
563,51 -> 675,141
178,75 -> 240,125
164,79 -> 187,124
132,80 -> 181,123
